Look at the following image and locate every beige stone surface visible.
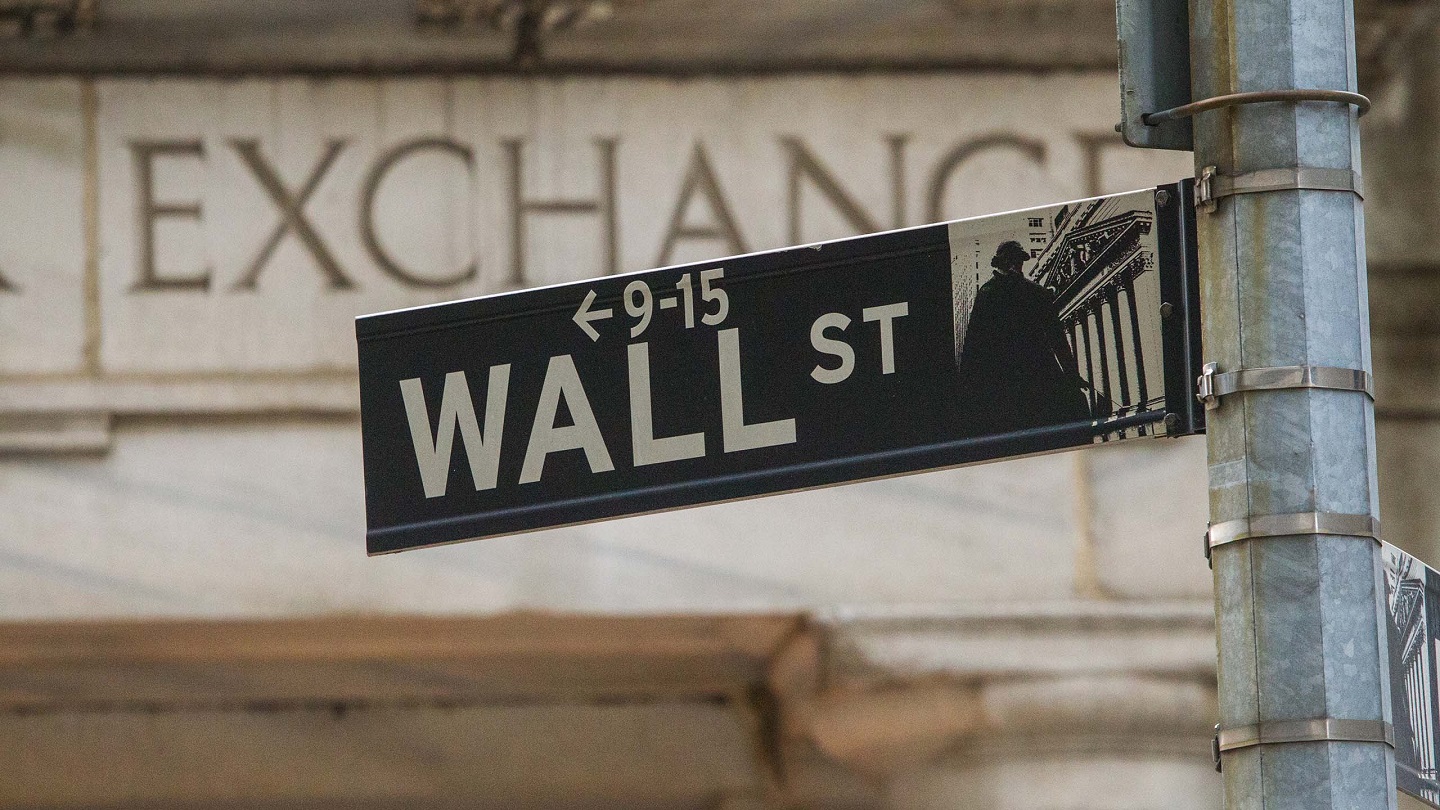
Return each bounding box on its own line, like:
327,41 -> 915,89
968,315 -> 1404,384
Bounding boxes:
803,683 -> 985,774
782,671 -> 1216,777
0,605 -> 1226,810
1371,263 -> 1440,416
1086,436 -> 1213,599
0,79 -> 86,375
0,418 -> 1095,619
1362,27 -> 1440,270
93,79 -> 484,377
81,74 -> 1190,382
585,448 -> 1087,607
820,601 -> 1216,680
0,411 -> 109,453
0,374 -> 359,415
1372,332 -> 1440,417
0,703 -> 763,809
886,754 -> 1219,810
980,674 -> 1215,737
1378,418 -> 1440,564
1372,262 -> 1440,564
0,614 -> 797,709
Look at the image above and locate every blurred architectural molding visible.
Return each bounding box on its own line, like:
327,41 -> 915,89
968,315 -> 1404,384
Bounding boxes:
0,411 -> 109,453
0,0 -> 93,39
769,602 -> 1216,780
0,604 -> 1218,808
416,0 -> 631,64
0,0 -> 1416,79
416,0 -> 622,34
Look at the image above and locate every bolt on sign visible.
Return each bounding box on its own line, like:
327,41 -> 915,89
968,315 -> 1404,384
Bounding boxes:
356,182 -> 1202,554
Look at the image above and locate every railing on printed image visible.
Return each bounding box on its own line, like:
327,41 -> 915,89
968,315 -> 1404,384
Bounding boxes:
1032,201 -> 1160,438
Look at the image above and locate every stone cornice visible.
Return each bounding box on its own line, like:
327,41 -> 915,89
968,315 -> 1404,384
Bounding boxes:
771,601 -> 1217,774
0,613 -> 803,710
817,600 -> 1216,681
0,605 -> 1221,791
0,0 -> 1419,83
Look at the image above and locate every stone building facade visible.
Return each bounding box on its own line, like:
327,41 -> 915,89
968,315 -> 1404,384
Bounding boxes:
0,2 -> 1437,808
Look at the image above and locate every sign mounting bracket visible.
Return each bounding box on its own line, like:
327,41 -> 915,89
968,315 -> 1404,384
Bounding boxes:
1194,166 -> 1365,213
1196,362 -> 1374,410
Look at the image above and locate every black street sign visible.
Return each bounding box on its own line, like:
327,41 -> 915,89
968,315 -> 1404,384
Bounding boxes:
1385,542 -> 1440,808
357,182 -> 1201,554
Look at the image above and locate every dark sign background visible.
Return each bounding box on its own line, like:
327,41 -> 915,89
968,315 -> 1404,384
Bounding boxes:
358,182 -> 1199,554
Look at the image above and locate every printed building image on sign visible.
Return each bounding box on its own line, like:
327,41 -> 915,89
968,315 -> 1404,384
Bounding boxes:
1386,542 -> 1440,808
356,183 -> 1200,554
949,194 -> 1169,440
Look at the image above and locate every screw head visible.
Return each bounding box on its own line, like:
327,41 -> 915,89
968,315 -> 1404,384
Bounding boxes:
1164,413 -> 1181,433
1160,301 -> 1175,319
1155,188 -> 1172,207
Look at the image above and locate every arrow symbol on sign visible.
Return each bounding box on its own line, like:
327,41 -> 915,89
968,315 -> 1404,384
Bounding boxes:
573,289 -> 613,342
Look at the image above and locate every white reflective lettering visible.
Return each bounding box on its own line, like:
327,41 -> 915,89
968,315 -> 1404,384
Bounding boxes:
628,342 -> 706,466
809,312 -> 854,384
400,366 -> 510,498
718,328 -> 796,453
862,301 -> 909,374
520,354 -> 615,483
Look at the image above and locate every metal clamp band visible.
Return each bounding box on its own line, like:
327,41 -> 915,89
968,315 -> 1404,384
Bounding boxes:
1195,165 -> 1363,213
1207,511 -> 1380,551
1143,89 -> 1371,126
1197,362 -> 1373,410
1218,719 -> 1393,753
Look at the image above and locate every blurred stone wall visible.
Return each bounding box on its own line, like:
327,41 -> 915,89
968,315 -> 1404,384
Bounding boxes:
0,73 -> 1197,621
0,2 -> 1436,808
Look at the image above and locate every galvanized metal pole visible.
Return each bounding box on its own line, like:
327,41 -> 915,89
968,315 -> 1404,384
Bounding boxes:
1194,0 -> 1396,806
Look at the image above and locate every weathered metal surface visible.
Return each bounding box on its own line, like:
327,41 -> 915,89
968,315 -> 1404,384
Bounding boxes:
1116,0 -> 1194,150
1195,0 -> 1394,805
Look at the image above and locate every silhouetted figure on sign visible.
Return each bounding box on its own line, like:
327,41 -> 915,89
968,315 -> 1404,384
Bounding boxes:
955,241 -> 1091,436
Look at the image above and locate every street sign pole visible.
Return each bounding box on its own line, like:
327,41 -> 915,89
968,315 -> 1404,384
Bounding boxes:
1189,0 -> 1395,806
